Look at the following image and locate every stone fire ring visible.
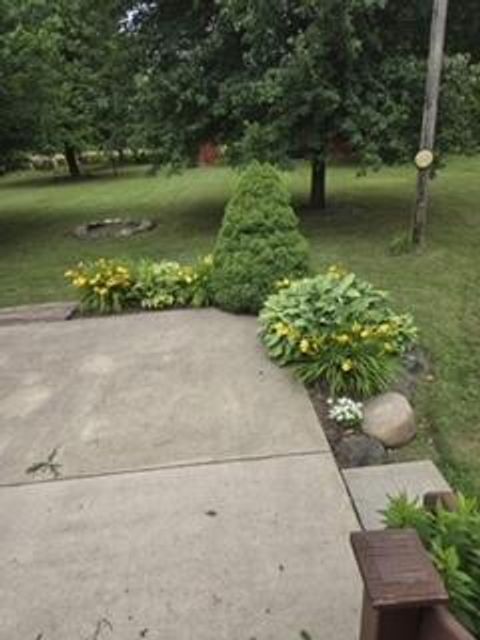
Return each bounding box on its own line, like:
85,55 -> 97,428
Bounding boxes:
74,218 -> 156,239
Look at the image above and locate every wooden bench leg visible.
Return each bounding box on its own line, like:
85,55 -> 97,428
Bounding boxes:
360,592 -> 422,640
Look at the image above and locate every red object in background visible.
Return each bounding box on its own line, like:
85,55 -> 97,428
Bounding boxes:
198,142 -> 220,166
330,136 -> 354,160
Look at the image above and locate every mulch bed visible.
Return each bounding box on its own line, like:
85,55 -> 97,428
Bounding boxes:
307,347 -> 431,470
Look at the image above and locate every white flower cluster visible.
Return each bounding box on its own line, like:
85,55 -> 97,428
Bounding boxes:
327,397 -> 363,428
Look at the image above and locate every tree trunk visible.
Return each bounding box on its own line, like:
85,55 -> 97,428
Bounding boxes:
412,169 -> 431,247
310,156 -> 326,210
110,153 -> 118,177
64,144 -> 81,178
411,0 -> 449,249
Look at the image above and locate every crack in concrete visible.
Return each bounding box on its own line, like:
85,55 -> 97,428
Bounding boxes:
5,449 -> 328,490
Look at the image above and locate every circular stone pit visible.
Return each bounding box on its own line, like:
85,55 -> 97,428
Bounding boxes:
74,217 -> 156,240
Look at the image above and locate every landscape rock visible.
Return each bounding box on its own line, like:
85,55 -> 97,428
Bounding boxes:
335,434 -> 387,468
362,392 -> 416,448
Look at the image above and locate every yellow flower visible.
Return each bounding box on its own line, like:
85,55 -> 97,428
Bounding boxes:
98,288 -> 108,297
184,275 -> 193,284
309,342 -> 320,354
274,322 -> 289,337
384,342 -> 395,353
73,276 -> 88,288
377,323 -> 390,335
64,269 -> 74,278
360,329 -> 371,339
300,338 -> 310,354
336,334 -> 351,345
203,254 -> 214,266
275,277 -> 291,289
328,264 -> 349,280
352,322 -> 362,334
341,359 -> 354,372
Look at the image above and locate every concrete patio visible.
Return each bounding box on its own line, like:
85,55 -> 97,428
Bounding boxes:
0,309 -> 362,639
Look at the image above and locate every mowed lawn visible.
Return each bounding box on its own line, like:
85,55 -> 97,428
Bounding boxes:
0,158 -> 479,495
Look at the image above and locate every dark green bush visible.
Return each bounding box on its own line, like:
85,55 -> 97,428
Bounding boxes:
211,162 -> 309,313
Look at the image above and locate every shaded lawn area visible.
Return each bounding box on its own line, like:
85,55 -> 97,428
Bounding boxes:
0,158 -> 479,495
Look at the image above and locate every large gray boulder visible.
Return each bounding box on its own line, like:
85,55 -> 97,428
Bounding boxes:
362,392 -> 416,448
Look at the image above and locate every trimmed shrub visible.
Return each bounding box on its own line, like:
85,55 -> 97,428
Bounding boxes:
211,162 -> 309,313
259,266 -> 418,397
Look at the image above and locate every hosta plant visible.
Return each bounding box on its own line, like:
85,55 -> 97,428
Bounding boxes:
384,494 -> 480,636
133,255 -> 214,310
259,266 -> 417,397
65,258 -> 135,314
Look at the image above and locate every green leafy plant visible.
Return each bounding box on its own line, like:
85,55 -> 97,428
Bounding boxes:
66,255 -> 214,314
133,260 -> 193,310
389,232 -> 413,256
65,258 -> 135,314
211,162 -> 309,314
259,266 -> 417,397
384,494 -> 480,636
133,256 -> 214,310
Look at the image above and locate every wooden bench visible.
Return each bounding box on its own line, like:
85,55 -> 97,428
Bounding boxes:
350,491 -> 476,640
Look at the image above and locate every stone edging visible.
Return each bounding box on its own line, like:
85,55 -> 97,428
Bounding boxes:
0,302 -> 78,326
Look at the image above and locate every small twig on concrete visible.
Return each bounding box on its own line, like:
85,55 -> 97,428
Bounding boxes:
91,617 -> 113,640
26,448 -> 62,479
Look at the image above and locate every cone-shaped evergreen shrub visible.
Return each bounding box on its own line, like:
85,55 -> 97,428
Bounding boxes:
212,162 -> 309,313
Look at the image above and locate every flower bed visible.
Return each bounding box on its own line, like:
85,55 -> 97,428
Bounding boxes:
259,266 -> 418,397
65,256 -> 214,314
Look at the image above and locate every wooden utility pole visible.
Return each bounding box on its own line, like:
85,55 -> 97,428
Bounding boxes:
411,0 -> 449,249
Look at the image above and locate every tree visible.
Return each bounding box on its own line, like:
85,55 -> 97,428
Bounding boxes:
2,0 -> 478,185
211,162 -> 309,313
127,0 -> 480,211
42,0 -> 134,176
0,0 -> 136,176
0,1 -> 57,168
132,0 -> 387,209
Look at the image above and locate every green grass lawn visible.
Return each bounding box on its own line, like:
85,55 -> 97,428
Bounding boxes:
1,158 -> 479,495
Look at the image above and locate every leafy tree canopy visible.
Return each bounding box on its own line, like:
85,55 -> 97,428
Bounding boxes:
0,0 -> 135,174
130,0 -> 480,207
1,0 -> 479,186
